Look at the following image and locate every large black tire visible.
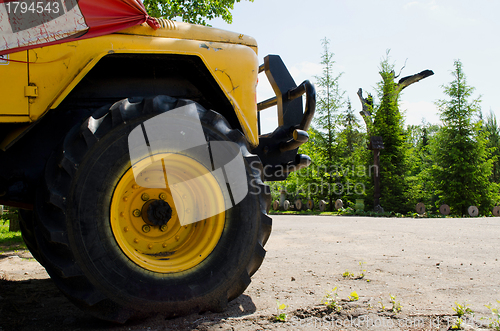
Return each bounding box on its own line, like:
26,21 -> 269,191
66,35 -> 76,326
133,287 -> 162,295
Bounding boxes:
33,96 -> 272,322
18,209 -> 44,264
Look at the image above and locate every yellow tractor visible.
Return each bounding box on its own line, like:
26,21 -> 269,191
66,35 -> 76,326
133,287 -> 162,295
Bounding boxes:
0,18 -> 315,322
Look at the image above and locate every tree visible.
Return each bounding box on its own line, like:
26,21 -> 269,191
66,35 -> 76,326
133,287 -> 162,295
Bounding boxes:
431,60 -> 494,215
358,51 -> 433,212
281,42 -> 369,210
143,0 -> 253,25
371,53 -> 409,213
484,111 -> 500,184
340,99 -> 363,155
282,128 -> 327,203
335,99 -> 369,206
313,38 -> 345,210
405,121 -> 440,210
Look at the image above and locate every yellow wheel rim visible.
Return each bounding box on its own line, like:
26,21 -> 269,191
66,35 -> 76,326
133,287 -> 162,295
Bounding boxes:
110,153 -> 226,273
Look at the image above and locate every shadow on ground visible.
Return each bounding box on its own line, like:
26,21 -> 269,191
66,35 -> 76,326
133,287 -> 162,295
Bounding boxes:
0,277 -> 258,331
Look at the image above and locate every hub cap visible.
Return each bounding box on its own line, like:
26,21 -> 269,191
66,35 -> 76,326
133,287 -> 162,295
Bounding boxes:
110,153 -> 226,273
142,199 -> 173,226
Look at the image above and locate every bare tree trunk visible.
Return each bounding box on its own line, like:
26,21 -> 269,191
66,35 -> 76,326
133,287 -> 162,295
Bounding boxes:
357,68 -> 434,212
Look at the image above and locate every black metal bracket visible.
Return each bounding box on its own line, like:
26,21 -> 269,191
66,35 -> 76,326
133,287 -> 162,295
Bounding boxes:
252,55 -> 316,181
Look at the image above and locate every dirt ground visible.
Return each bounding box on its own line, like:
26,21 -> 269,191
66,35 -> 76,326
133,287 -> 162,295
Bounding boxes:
1,215 -> 499,331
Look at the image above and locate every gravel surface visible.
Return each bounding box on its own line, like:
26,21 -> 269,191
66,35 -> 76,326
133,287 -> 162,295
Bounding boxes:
1,215 -> 499,330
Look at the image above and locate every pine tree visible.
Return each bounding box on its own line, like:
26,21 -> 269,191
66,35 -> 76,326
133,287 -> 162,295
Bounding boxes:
340,99 -> 362,155
336,100 -> 368,206
313,38 -> 345,210
371,53 -> 409,213
406,122 -> 439,211
484,111 -> 500,184
358,53 -> 433,213
431,60 -> 494,215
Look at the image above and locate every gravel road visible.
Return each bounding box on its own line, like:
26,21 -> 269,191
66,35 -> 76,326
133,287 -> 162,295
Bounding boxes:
1,215 -> 499,330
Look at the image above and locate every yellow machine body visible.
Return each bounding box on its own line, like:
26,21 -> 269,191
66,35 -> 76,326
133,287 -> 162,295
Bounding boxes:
0,21 -> 259,148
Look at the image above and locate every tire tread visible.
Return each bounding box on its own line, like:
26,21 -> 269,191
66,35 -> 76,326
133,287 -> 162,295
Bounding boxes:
34,96 -> 272,322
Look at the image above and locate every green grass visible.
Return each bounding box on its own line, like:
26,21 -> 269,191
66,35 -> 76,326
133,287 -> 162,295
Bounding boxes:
269,209 -> 396,217
269,209 -> 483,218
0,220 -> 27,251
270,210 -> 323,216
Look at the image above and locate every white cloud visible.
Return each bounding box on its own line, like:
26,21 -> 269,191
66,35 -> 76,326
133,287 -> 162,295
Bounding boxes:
256,73 -> 278,134
259,107 -> 279,134
257,75 -> 275,101
400,100 -> 440,126
403,1 -> 420,10
289,61 -> 323,83
404,0 -> 477,27
404,0 -> 438,12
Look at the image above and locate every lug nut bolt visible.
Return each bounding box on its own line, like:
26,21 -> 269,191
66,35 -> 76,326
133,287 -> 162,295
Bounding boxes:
141,193 -> 149,201
148,244 -> 153,250
132,184 -> 139,189
160,224 -> 168,232
159,193 -> 167,200
142,225 -> 151,233
132,209 -> 141,217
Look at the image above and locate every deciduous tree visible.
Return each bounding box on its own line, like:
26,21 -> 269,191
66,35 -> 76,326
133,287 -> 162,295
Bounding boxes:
143,0 -> 252,25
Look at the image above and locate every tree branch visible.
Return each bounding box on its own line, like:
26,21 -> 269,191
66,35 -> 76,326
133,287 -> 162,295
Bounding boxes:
357,88 -> 373,135
396,69 -> 434,93
394,58 -> 408,80
357,88 -> 372,115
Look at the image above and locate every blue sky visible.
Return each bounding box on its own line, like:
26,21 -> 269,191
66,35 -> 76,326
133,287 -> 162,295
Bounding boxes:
210,0 -> 500,134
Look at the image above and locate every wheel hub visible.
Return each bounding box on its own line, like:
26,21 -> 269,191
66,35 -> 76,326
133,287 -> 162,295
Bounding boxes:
109,153 -> 226,273
142,199 -> 172,226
